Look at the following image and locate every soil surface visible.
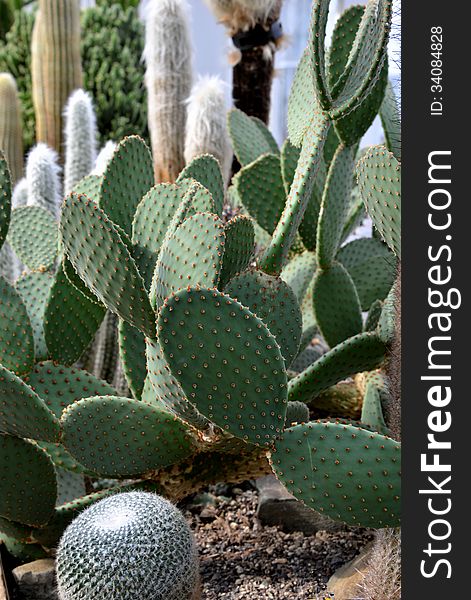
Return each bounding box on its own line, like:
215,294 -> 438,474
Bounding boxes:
182,485 -> 373,600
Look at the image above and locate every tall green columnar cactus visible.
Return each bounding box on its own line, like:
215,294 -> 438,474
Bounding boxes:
56,492 -> 200,600
0,72 -> 23,184
144,0 -> 193,182
32,0 -> 83,155
185,76 -> 232,184
63,89 -> 97,195
205,0 -> 282,125
25,143 -> 61,217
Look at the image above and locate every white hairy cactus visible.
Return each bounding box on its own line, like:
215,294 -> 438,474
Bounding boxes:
92,141 -> 117,176
63,89 -> 97,195
184,76 -> 232,184
12,178 -> 28,208
204,0 -> 279,32
144,0 -> 193,182
25,143 -> 61,217
56,492 -> 200,600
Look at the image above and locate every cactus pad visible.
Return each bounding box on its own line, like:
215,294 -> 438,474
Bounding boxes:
380,80 -> 401,161
62,256 -> 103,305
270,421 -> 401,527
364,299 -> 384,332
98,136 -> 154,235
44,267 -> 106,365
225,270 -> 302,368
61,396 -> 193,477
280,139 -> 301,194
285,401 -> 310,426
312,262 -> 362,347
288,332 -> 386,403
71,174 -> 102,203
280,251 -> 317,303
61,193 -> 156,337
0,434 -> 57,526
228,108 -> 275,166
0,363 -> 60,441
157,287 -> 288,446
234,154 -> 286,235
7,206 -> 58,271
0,151 -> 11,249
0,276 -> 35,375
287,49 -> 317,147
219,215 -> 255,288
361,371 -> 389,435
118,320 -> 147,400
328,5 -> 365,92
357,146 -> 401,258
309,0 -> 332,111
250,116 -> 279,154
177,154 -> 224,217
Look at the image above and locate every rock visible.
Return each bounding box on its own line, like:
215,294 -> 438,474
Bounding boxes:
12,559 -> 58,600
0,550 -> 10,600
256,475 -> 345,534
326,544 -> 373,600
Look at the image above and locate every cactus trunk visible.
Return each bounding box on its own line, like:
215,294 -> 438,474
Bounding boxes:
0,73 -> 23,185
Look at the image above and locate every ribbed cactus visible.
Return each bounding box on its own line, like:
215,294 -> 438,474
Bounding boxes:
63,89 -> 97,195
144,0 -> 193,182
25,143 -> 61,216
0,73 -> 23,184
32,0 -> 83,154
56,492 -> 200,600
184,76 -> 232,184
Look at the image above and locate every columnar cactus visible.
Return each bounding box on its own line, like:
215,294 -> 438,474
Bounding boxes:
0,73 -> 23,184
25,143 -> 61,216
144,0 -> 193,182
56,492 -> 200,600
184,76 -> 232,184
32,0 -> 83,154
63,89 -> 97,195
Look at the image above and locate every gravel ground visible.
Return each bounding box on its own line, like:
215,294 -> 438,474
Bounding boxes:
183,486 -> 373,600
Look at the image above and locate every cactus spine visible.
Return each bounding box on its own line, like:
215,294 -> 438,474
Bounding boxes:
184,76 -> 232,184
32,0 -> 83,155
63,89 -> 97,195
0,73 -> 23,185
25,143 -> 61,217
144,0 -> 193,182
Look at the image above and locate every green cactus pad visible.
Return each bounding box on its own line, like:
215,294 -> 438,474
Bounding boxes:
0,363 -> 60,441
250,116 -> 279,154
270,421 -> 401,527
71,174 -> 103,203
157,287 -> 288,446
285,401 -> 310,426
357,146 -> 401,258
118,319 -> 147,400
341,187 -> 365,244
308,0 -> 332,111
0,434 -> 57,526
131,184 -> 184,288
177,154 -> 224,217
44,267 -> 106,365
220,215 -> 255,288
15,271 -> 54,362
280,251 -> 317,303
55,469 -> 86,506
364,299 -> 383,332
23,361 -> 116,417
0,516 -> 32,543
338,238 -> 396,310
316,144 -> 356,268
328,5 -> 365,91
146,336 -> 211,431
39,441 -> 93,476
0,151 -> 11,250
288,332 -> 386,403
361,371 -> 388,434
380,80 -> 401,161
62,256 -> 103,305
234,154 -> 285,235
0,535 -> 47,561
61,396 -> 194,477
323,127 -> 341,168
280,139 -> 301,194
225,270 -> 302,368
7,206 -> 58,271
228,108 -> 276,166
0,276 -> 35,375
98,135 -> 154,235
152,212 -> 225,309
61,193 -> 156,337
260,113 -> 330,275
287,49 -> 318,147
377,282 -> 397,344
312,262 -> 362,348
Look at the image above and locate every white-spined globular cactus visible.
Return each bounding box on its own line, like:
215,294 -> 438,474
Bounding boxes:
56,492 -> 200,600
25,142 -> 61,217
63,89 -> 97,195
185,76 -> 232,184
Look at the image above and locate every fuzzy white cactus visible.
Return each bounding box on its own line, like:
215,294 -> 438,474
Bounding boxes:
92,141 -> 117,176
204,0 -> 279,32
25,143 -> 61,217
12,178 -> 28,208
63,89 -> 97,195
184,76 -> 232,184
144,0 -> 193,182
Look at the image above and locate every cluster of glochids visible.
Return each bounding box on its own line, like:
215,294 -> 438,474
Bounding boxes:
0,0 -> 400,595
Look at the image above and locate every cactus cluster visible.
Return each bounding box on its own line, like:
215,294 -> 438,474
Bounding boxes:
0,1 -> 401,594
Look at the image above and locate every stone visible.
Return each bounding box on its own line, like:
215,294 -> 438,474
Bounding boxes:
256,475 -> 345,534
12,559 -> 58,600
0,550 -> 10,600
326,544 -> 373,600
